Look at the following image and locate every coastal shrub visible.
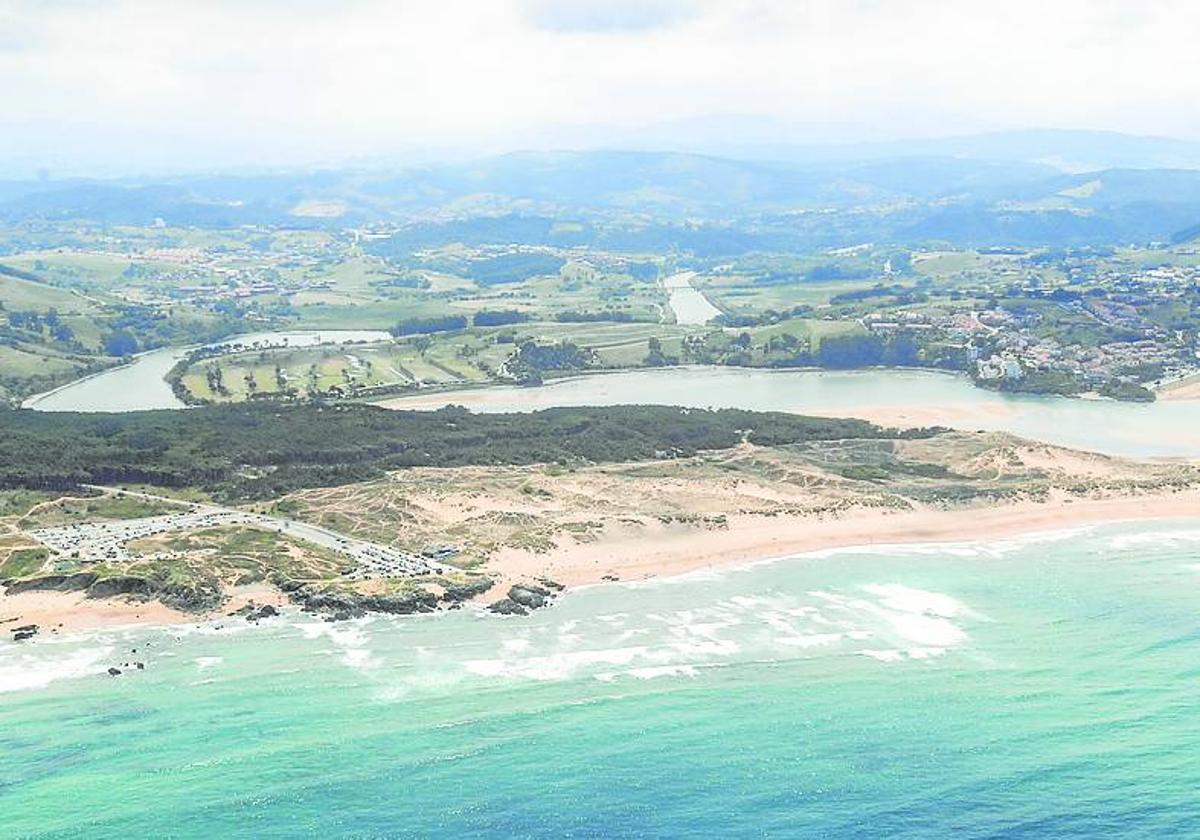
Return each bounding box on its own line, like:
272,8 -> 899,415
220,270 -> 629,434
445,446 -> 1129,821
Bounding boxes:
0,403 -> 941,500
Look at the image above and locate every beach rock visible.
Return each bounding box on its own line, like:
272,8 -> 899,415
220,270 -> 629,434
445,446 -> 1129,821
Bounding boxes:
291,584 -> 439,618
12,625 -> 38,641
237,604 -> 280,622
292,590 -> 365,618
107,667 -> 122,677
488,598 -> 528,616
158,581 -> 223,613
507,585 -> 548,610
536,577 -> 565,592
440,576 -> 495,603
361,591 -> 439,615
86,576 -> 152,599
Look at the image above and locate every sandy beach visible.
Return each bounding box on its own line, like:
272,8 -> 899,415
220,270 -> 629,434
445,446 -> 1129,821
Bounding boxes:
482,488 -> 1200,591
800,401 -> 1019,430
1156,374 -> 1200,401
7,489 -> 1198,631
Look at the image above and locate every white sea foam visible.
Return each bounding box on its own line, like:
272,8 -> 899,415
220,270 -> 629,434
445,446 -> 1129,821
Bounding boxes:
0,645 -> 115,693
1108,528 -> 1200,550
775,633 -> 844,648
195,656 -> 223,670
861,584 -> 967,618
814,584 -> 972,650
627,664 -> 699,680
858,649 -> 904,663
295,620 -> 380,670
465,645 -> 650,680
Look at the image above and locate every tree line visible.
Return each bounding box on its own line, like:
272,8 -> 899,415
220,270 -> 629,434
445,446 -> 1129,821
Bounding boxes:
0,403 -> 940,501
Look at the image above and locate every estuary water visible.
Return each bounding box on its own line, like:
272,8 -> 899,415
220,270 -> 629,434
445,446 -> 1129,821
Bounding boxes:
662,271 -> 722,325
385,366 -> 1200,459
23,324 -> 1200,459
3,520 -> 1200,837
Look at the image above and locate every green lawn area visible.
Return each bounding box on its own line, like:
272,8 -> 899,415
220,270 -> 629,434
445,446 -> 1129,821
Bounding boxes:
750,316 -> 865,344
0,274 -> 98,312
701,275 -> 882,311
0,547 -> 49,578
17,494 -> 183,530
3,252 -> 136,291
289,297 -> 452,329
0,344 -> 87,378
178,340 -> 498,401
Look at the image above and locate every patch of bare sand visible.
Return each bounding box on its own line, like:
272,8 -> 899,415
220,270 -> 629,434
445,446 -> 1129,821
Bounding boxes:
482,490 -> 1200,591
1157,375 -> 1200,401
802,401 -> 1020,430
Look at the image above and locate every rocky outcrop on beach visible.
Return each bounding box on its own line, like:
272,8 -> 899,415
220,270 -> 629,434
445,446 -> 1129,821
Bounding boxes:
230,603 -> 280,623
440,576 -> 496,603
3,571 -> 223,613
10,624 -> 38,642
488,581 -> 562,616
287,583 -> 440,620
279,573 -> 497,621
4,572 -> 98,595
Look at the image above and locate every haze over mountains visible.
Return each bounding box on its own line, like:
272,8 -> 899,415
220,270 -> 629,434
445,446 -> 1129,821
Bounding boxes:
4,130 -> 1200,250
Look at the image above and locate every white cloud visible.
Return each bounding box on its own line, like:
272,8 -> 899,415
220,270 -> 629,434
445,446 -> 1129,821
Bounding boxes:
523,0 -> 700,33
0,0 -> 1198,173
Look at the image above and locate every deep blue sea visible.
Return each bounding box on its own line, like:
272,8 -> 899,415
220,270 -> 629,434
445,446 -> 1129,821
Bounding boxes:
4,520 -> 1200,838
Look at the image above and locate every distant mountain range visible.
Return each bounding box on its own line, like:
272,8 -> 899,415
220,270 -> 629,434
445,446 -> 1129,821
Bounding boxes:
612,125 -> 1200,173
2,132 -> 1200,250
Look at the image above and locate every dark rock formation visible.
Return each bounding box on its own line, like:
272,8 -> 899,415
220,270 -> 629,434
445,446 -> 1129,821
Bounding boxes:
11,624 -> 38,642
360,591 -> 438,615
156,581 -> 223,613
488,582 -> 563,617
508,584 -> 549,609
288,585 -> 438,620
5,573 -> 97,595
6,571 -> 221,614
440,576 -> 495,603
86,576 -> 152,599
487,598 -> 528,616
231,603 -> 280,622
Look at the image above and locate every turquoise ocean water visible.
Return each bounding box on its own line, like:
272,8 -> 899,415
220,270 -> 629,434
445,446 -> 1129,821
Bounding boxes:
3,520 -> 1200,837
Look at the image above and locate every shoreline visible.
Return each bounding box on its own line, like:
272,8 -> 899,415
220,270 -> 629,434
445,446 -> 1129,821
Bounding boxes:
1156,371 -> 1200,401
0,584 -> 290,637
6,490 -> 1198,634
477,489 -> 1200,592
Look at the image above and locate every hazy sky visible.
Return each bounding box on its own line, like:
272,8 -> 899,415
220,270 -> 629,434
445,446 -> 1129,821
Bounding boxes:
2,0 -> 1199,174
